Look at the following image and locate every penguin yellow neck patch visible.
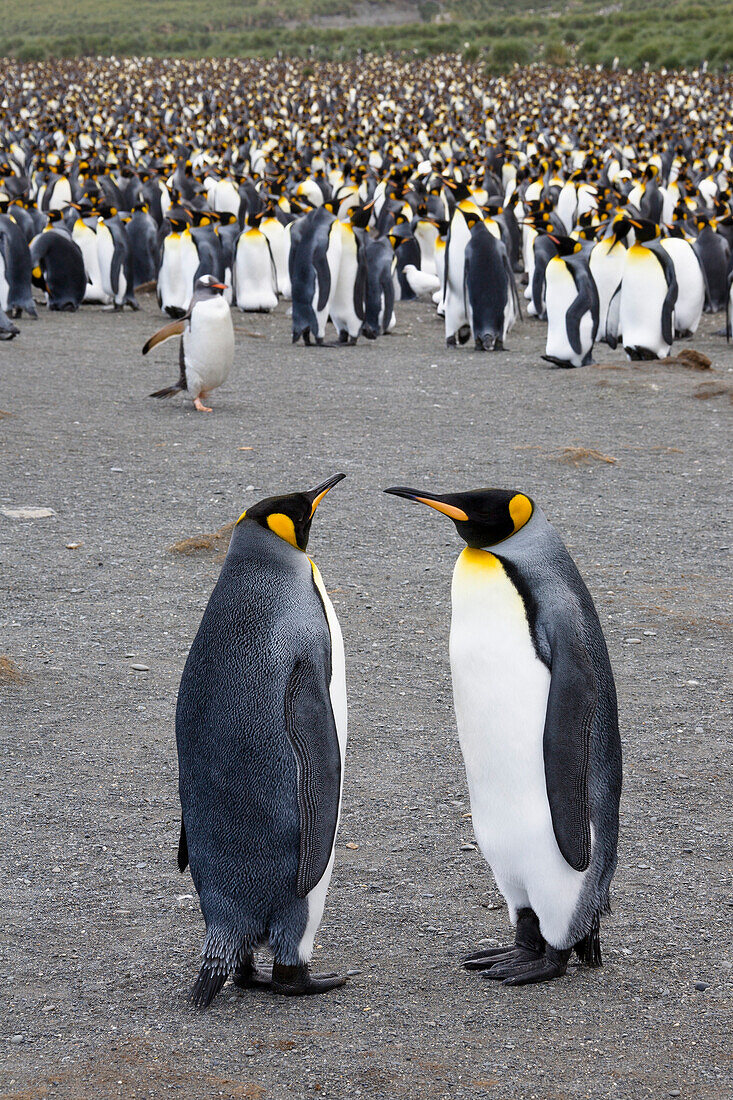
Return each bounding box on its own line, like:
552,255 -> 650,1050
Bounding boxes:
509,493 -> 533,533
267,513 -> 299,549
459,547 -> 501,571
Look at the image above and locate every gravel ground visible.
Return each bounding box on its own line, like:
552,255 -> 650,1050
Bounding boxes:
1,294 -> 731,1100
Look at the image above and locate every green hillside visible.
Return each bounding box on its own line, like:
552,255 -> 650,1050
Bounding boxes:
1,0 -> 731,69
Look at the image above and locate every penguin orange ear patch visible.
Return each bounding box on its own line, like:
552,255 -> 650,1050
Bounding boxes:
509,494 -> 533,532
267,513 -> 299,548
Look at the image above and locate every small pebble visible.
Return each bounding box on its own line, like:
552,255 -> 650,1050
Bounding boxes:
244,1049 -> 257,1057
643,630 -> 657,636
10,1035 -> 23,1044
686,679 -> 699,686
110,467 -> 124,473
65,542 -> 82,550
625,637 -> 642,644
460,842 -> 477,851
130,663 -> 149,672
693,981 -> 708,991
668,1091 -> 681,1097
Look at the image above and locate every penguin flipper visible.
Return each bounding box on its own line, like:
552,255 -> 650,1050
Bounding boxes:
605,284 -> 621,350
285,657 -> 341,899
177,818 -> 188,873
650,243 -> 678,347
142,319 -> 185,354
314,251 -> 331,313
542,624 -> 597,873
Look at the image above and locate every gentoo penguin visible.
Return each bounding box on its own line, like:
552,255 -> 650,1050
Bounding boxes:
542,234 -> 599,368
461,209 -> 519,351
142,274 -> 234,412
177,474 -> 348,1006
609,219 -> 678,360
384,485 -> 621,984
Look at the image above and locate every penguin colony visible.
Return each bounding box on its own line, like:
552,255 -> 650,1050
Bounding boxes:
1,57 -> 732,359
3,55 -> 726,1004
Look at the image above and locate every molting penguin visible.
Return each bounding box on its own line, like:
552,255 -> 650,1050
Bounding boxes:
143,274 -> 234,411
384,485 -> 621,984
177,474 -> 348,1006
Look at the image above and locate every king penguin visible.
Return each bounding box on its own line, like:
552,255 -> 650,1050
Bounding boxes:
384,485 -> 622,984
176,474 -> 348,1006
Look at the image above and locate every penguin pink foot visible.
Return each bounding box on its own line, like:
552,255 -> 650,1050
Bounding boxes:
194,395 -> 213,412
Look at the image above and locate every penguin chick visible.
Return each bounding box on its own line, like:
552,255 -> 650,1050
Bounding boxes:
384,485 -> 622,985
176,474 -> 349,1007
142,274 -> 234,411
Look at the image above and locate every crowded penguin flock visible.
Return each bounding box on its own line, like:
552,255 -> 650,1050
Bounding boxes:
1,53 -> 726,1007
1,56 -> 733,399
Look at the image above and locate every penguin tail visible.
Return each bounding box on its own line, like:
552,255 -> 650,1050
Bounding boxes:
149,383 -> 185,399
575,912 -> 602,968
189,964 -> 228,1009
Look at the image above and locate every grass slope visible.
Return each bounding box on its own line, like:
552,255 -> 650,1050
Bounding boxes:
1,0 -> 731,69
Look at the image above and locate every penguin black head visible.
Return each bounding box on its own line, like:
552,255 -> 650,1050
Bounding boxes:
546,233 -> 582,256
628,217 -> 661,242
460,209 -> 483,230
236,474 -> 346,552
383,486 -> 534,549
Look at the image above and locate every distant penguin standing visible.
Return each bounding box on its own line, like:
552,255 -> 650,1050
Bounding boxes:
357,232 -> 395,340
692,217 -> 730,313
328,215 -> 365,344
609,219 -> 678,360
461,209 -> 519,351
542,234 -> 599,368
289,204 -> 339,345
143,274 -> 234,412
157,206 -> 200,317
384,484 -> 621,985
177,474 -> 348,1006
233,211 -> 278,312
660,230 -> 705,338
0,212 -> 37,317
588,218 -> 631,343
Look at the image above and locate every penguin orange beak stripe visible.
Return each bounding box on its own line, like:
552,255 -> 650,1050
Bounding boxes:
307,473 -> 346,517
383,487 -> 469,522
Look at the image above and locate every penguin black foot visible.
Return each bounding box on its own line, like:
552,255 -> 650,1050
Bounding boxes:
231,955 -> 273,990
271,962 -> 347,997
458,324 -> 471,345
446,334 -> 457,347
338,329 -> 348,343
484,945 -> 572,986
315,337 -> 325,346
464,907 -> 544,971
348,335 -> 358,346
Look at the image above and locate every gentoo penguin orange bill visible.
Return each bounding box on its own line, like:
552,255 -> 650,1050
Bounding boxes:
142,274 -> 234,411
384,485 -> 622,985
176,474 -> 348,1007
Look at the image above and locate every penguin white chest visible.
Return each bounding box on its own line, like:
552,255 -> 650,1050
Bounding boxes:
184,297 -> 234,395
449,548 -> 586,942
